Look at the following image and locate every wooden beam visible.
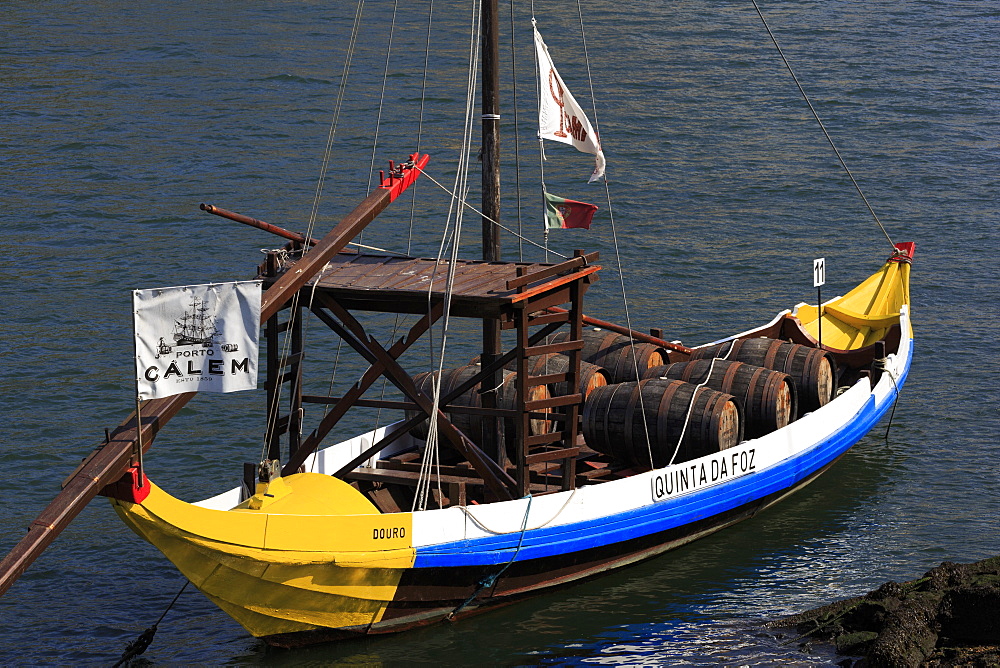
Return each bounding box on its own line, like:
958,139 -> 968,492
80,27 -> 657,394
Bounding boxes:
281,300 -> 444,476
313,296 -> 518,500
0,392 -> 193,598
301,395 -> 520,418
505,252 -> 599,291
546,306 -> 694,355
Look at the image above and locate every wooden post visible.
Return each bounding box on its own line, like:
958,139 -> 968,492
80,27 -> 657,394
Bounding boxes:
480,0 -> 503,471
515,302 -> 530,496
264,314 -> 281,461
288,303 -> 304,461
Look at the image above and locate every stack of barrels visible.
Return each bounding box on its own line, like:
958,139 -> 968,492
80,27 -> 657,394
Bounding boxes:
582,336 -> 835,468
406,365 -> 553,449
582,378 -> 744,468
471,351 -> 612,400
407,333 -> 837,471
641,359 -> 796,438
689,337 -> 836,412
546,329 -> 668,384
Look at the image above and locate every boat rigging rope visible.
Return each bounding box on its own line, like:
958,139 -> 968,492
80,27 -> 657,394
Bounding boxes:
508,0 -> 526,261
371,0 -> 424,439
571,2 -> 656,470
259,290 -> 303,466
406,0 -> 435,258
529,11 -> 551,263
303,0 -> 366,248
259,0 -> 368,470
419,168 -> 570,259
259,259 -> 333,470
359,0 -> 400,249
112,581 -> 189,667
414,0 -> 482,512
748,0 -> 896,252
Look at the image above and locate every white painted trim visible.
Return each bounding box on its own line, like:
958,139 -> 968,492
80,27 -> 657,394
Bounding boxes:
193,306 -> 912,552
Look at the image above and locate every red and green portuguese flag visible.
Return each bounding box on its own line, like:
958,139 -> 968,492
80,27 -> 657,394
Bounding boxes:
545,191 -> 598,230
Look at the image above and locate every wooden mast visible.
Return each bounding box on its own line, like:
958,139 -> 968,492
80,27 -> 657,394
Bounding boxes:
480,0 -> 504,469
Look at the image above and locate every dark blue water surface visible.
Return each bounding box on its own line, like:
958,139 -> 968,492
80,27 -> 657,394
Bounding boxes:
2,0 -> 998,664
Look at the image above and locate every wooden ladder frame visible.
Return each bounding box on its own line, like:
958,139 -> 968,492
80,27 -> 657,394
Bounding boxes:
508,253 -> 590,495
259,251 -> 599,503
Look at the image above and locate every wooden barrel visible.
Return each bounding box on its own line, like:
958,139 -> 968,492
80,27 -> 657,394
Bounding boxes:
524,354 -> 609,398
691,337 -> 835,412
582,378 -> 743,468
548,329 -> 666,384
407,365 -> 552,444
475,353 -> 609,398
642,359 -> 797,438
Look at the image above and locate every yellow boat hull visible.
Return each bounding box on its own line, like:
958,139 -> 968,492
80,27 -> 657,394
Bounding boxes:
113,472 -> 415,637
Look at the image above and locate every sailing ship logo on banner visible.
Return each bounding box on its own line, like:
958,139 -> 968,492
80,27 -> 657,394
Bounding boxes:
155,296 -> 222,357
133,281 -> 262,400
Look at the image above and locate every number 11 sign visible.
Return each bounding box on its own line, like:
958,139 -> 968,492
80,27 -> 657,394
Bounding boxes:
813,257 -> 826,288
814,258 -> 825,348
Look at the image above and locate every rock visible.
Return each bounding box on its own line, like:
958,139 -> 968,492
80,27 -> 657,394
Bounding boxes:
770,556 -> 1000,667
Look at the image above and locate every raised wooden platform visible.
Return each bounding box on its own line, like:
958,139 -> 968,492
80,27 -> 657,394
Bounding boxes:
260,248 -> 602,497
265,250 -> 600,318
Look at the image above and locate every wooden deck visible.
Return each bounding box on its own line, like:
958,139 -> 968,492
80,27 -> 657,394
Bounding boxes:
272,251 -> 600,318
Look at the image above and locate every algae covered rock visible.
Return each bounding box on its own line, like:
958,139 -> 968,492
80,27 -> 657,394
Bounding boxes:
771,556 -> 1000,667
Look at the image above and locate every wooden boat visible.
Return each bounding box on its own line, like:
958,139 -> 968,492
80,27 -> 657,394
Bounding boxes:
0,2 -> 913,652
109,224 -> 913,645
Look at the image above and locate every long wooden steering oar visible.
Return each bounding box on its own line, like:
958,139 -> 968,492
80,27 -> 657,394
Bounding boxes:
0,154 -> 429,597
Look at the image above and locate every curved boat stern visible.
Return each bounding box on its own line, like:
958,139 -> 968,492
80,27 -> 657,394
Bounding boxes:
111,472 -> 415,642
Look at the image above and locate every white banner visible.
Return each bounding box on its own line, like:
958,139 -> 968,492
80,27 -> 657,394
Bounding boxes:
133,281 -> 262,400
534,25 -> 606,183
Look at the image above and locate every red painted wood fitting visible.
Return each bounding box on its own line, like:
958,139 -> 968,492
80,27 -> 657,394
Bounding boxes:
99,465 -> 151,504
890,241 -> 915,263
379,153 -> 430,203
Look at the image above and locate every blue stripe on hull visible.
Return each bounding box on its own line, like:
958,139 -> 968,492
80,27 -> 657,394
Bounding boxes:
414,340 -> 911,570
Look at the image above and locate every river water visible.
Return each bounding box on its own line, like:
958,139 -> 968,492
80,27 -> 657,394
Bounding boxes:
2,0 -> 998,665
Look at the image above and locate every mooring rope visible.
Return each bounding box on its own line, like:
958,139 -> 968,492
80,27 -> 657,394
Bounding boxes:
460,487 -> 578,535
446,493 -> 534,620
748,0 -> 896,252
874,355 -> 901,440
112,581 -> 189,667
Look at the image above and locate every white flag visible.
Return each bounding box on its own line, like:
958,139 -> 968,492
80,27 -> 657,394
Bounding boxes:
534,25 -> 606,183
133,281 -> 261,400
